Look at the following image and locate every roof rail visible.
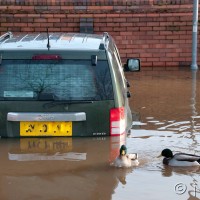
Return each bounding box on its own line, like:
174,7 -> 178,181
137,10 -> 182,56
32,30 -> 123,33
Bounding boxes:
99,32 -> 109,50
103,32 -> 109,40
0,32 -> 13,43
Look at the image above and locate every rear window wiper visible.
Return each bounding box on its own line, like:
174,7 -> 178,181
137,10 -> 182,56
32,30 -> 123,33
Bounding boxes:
43,100 -> 94,109
38,93 -> 58,101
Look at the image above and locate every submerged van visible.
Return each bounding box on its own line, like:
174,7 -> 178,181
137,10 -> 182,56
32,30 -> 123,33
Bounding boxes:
0,32 -> 140,137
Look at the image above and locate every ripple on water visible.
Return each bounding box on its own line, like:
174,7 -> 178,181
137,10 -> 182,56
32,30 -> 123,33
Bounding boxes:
125,70 -> 200,199
129,128 -> 200,168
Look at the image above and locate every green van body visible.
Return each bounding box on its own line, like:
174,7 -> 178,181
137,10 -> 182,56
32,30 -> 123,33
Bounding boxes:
0,32 -> 139,137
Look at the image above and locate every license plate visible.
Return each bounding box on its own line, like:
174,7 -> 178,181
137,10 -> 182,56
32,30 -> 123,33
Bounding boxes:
20,121 -> 72,136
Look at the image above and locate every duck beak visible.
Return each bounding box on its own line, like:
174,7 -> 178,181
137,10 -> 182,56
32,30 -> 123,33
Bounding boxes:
157,154 -> 162,158
121,150 -> 126,156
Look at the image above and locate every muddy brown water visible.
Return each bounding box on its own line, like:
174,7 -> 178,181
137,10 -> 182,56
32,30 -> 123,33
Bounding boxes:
0,69 -> 200,200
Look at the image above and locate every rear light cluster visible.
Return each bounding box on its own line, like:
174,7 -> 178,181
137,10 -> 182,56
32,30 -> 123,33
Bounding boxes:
110,107 -> 125,136
32,55 -> 62,60
109,134 -> 126,162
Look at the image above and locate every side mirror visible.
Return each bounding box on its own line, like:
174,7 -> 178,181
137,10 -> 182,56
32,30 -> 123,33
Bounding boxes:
124,58 -> 140,72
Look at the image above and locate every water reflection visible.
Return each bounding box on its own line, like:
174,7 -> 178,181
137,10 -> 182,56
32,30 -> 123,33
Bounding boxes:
188,177 -> 200,200
161,165 -> 200,177
0,136 -> 137,200
1,69 -> 200,200
125,69 -> 200,199
190,70 -> 199,148
161,166 -> 200,199
130,70 -> 200,152
8,138 -> 87,161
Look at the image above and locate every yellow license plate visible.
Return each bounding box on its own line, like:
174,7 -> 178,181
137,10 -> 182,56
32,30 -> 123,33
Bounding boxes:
20,121 -> 72,136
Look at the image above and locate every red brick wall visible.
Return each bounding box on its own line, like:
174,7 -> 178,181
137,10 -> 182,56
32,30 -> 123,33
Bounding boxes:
0,0 -> 199,68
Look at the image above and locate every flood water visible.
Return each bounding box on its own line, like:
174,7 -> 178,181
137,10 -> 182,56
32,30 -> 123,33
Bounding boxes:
0,69 -> 200,200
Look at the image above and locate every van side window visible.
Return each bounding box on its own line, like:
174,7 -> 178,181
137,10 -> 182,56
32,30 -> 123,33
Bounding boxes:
110,52 -> 126,105
113,51 -> 126,91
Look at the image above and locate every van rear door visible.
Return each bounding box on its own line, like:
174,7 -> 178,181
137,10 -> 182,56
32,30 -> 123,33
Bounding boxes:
0,58 -> 114,137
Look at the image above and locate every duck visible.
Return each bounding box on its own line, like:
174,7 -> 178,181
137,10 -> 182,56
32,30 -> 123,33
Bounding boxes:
113,145 -> 139,168
159,148 -> 200,167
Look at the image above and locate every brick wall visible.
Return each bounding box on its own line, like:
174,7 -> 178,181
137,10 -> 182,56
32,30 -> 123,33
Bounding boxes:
0,0 -> 199,68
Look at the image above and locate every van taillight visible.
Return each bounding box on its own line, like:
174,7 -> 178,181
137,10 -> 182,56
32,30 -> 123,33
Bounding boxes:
110,107 -> 125,136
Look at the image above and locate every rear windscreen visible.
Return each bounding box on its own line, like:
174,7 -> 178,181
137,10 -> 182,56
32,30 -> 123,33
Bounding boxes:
0,59 -> 114,101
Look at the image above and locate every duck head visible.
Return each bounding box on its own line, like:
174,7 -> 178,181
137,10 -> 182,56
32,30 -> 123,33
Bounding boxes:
161,148 -> 173,158
120,145 -> 127,156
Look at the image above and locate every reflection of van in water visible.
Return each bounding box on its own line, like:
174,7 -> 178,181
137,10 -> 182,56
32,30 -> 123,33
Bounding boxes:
8,136 -> 125,162
3,136 -> 127,199
0,32 -> 140,137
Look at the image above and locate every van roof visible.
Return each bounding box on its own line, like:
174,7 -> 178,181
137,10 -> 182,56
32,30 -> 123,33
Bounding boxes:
0,32 -> 110,51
